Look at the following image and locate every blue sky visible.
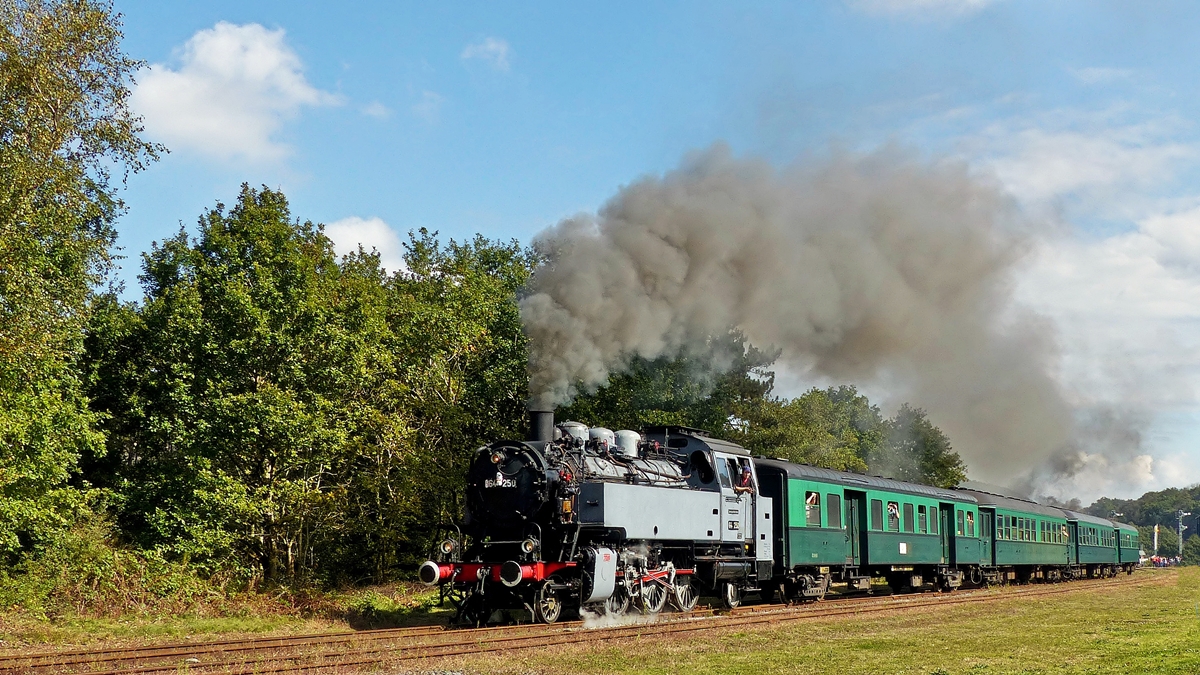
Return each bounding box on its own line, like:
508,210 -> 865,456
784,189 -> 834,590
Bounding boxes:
109,0 -> 1200,500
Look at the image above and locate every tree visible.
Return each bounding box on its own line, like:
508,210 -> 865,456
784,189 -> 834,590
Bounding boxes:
559,347 -> 963,485
1184,534 -> 1200,566
870,404 -> 967,488
0,0 -> 158,556
733,387 -> 878,473
85,188 -> 536,584
556,331 -> 776,435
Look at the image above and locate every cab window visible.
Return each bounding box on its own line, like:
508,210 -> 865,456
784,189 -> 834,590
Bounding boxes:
827,493 -> 842,529
689,451 -> 715,484
805,491 -> 822,527
715,459 -> 732,489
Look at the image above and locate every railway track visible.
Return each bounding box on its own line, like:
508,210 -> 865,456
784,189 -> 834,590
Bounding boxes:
1,574 -> 1161,674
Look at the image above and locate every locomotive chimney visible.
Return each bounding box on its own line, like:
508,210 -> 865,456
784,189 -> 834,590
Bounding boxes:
527,407 -> 554,443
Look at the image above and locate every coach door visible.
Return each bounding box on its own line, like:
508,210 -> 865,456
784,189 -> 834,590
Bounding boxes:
939,504 -> 953,564
980,511 -> 995,565
845,491 -> 865,566
1067,522 -> 1079,565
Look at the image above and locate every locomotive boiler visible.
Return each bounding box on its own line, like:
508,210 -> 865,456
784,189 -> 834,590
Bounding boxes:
419,410 -> 773,624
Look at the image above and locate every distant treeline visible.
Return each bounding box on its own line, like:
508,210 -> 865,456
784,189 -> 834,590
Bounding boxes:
1084,488 -> 1200,562
0,0 -> 970,590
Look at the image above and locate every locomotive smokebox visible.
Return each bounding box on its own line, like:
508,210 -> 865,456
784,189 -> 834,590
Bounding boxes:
527,407 -> 554,443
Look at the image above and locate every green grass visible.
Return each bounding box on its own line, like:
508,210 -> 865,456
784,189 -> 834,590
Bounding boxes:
0,582 -> 452,649
449,568 -> 1199,675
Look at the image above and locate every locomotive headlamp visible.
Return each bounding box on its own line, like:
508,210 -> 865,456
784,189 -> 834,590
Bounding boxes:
521,538 -> 538,554
490,450 -> 505,464
439,539 -> 458,555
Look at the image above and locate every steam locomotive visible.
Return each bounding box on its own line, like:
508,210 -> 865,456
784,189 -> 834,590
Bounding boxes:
419,411 -> 1140,625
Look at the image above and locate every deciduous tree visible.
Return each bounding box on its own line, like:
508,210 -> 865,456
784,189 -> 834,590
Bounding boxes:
0,0 -> 158,555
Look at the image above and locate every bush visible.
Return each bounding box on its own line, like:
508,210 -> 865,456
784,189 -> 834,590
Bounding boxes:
0,517 -> 266,620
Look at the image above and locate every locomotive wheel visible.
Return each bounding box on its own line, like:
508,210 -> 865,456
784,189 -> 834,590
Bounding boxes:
604,584 -> 631,615
672,577 -> 699,612
640,580 -> 669,614
720,581 -> 742,609
533,580 -> 563,624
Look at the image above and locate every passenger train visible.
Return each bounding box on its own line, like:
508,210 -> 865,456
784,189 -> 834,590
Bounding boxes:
419,411 -> 1140,625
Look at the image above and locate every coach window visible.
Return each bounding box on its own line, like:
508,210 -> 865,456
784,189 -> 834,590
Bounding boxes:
902,503 -> 915,533
956,510 -> 964,536
918,505 -> 928,533
929,507 -> 938,534
871,499 -> 883,531
887,501 -> 900,532
827,493 -> 842,529
805,491 -> 822,527
966,511 -> 975,537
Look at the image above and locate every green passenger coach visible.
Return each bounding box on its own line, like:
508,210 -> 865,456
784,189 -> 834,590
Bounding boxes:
755,459 -> 978,597
1117,522 -> 1140,568
958,489 -> 1071,583
1064,510 -> 1125,577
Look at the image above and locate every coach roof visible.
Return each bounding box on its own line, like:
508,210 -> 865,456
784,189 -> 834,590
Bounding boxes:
754,458 -> 975,503
1062,510 -> 1115,528
956,489 -> 1067,520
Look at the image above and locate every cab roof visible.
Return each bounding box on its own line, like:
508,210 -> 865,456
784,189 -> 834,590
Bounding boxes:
641,426 -> 751,457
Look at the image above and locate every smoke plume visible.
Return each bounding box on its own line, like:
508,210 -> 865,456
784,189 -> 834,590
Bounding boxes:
520,144 -> 1076,483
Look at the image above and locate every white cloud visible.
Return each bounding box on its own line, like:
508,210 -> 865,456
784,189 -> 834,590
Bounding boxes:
362,101 -> 391,119
1018,205 -> 1200,396
849,0 -> 997,16
963,112 -> 1196,212
460,37 -> 511,72
132,22 -> 340,162
1068,67 -> 1135,85
412,90 -> 444,123
986,128 -> 1193,206
1011,202 -> 1200,499
324,217 -> 407,273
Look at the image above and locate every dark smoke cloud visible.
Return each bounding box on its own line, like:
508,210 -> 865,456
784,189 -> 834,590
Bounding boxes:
520,144 -> 1077,482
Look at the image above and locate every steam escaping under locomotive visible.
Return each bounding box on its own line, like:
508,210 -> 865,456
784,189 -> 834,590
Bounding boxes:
420,410 -> 1140,625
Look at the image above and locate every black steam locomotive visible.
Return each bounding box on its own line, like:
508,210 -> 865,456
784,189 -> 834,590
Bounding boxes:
419,410 -> 772,624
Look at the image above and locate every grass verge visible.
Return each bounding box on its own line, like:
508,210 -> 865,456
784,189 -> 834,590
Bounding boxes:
439,568 -> 1197,675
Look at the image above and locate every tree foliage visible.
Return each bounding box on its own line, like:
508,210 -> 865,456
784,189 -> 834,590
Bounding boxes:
84,186 -> 533,584
0,0 -> 157,555
560,346 -> 966,487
